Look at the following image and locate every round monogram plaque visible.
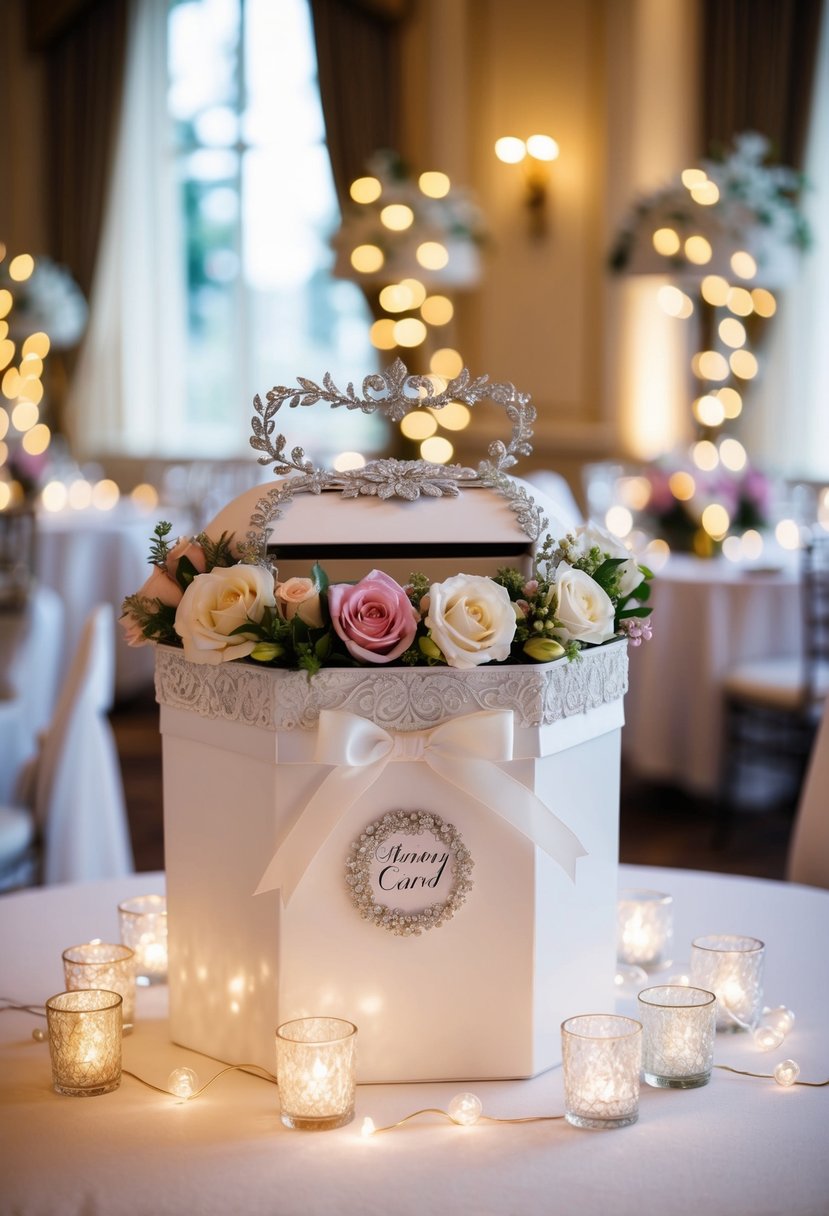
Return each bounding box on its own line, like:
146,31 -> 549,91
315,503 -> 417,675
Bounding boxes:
346,810 -> 474,936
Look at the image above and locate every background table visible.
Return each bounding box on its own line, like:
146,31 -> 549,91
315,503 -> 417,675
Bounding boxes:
35,504 -> 190,700
623,554 -> 802,795
1,865 -> 827,1215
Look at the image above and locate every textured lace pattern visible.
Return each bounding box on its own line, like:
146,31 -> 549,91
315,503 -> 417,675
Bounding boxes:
154,640 -> 628,733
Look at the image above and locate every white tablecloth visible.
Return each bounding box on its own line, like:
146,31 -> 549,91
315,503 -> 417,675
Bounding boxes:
623,554 -> 802,794
34,506 -> 187,700
1,866 -> 827,1216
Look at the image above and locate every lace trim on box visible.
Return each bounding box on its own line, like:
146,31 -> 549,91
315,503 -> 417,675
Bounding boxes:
155,641 -> 628,733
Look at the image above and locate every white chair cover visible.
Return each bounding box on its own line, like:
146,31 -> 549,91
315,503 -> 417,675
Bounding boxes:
522,470 -> 583,530
787,698 -> 829,889
35,603 -> 134,884
0,585 -> 64,798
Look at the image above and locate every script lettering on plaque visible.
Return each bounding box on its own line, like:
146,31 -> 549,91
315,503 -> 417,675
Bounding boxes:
346,810 -> 474,935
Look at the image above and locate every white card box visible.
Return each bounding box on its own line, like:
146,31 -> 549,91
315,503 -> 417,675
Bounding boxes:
158,634 -> 627,1083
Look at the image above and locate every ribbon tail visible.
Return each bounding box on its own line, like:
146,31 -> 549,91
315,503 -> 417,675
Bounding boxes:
255,762 -> 385,903
426,754 -> 587,882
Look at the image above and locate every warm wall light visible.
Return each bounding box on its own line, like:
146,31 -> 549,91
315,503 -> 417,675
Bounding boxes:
494,133 -> 560,236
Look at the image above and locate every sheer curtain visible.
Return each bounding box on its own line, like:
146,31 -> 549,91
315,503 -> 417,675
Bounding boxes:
743,4 -> 829,479
66,0 -> 187,458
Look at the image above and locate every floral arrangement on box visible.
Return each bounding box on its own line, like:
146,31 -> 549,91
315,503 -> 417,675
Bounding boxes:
331,148 -> 487,288
643,459 -> 771,554
609,132 -> 810,284
121,521 -> 653,674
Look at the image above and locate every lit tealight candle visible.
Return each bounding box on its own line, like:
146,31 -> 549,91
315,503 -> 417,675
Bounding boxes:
118,895 -> 168,985
638,986 -> 717,1089
276,1017 -> 357,1131
45,990 -> 123,1097
62,942 -> 136,1034
617,890 -> 673,969
561,1014 -> 642,1130
690,935 -> 764,1032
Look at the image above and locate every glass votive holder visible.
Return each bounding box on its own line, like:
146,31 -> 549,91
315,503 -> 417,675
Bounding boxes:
617,889 -> 673,969
45,990 -> 123,1097
118,894 -> 167,985
690,935 -> 764,1031
275,1017 -> 357,1130
561,1014 -> 642,1130
638,985 -> 717,1089
62,942 -> 136,1034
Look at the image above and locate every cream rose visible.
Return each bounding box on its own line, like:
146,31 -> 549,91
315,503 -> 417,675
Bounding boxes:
573,523 -> 644,597
276,577 -> 324,628
424,574 -> 516,669
174,563 -> 276,665
553,563 -> 615,646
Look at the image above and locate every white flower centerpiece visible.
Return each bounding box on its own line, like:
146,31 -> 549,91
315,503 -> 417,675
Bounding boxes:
126,361 -> 651,1084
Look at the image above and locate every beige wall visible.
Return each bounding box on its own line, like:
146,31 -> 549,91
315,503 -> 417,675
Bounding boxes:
401,0 -> 699,496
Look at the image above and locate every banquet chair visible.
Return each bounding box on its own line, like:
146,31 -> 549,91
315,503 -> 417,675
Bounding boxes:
719,536 -> 829,821
786,697 -> 829,889
0,603 -> 134,890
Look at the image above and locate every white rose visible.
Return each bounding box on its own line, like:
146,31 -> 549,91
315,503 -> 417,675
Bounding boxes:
425,574 -> 516,669
574,523 -> 644,597
553,563 -> 616,646
174,564 -> 276,665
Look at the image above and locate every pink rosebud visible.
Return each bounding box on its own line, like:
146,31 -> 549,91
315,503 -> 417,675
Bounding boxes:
166,537 -> 208,580
138,564 -> 184,608
419,594 -> 430,616
328,570 -> 418,664
276,577 -> 324,628
516,599 -> 530,617
522,580 -> 539,597
120,612 -> 149,648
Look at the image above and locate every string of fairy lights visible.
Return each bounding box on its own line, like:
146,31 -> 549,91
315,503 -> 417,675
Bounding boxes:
2,995 -> 826,1133
339,165 -> 475,468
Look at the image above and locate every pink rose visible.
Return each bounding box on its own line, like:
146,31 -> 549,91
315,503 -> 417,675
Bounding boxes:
120,612 -> 149,647
166,537 -> 207,580
276,577 -> 324,628
137,564 -> 184,608
328,570 -> 418,663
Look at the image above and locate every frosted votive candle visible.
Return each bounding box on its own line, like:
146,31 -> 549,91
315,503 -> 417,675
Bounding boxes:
63,942 -> 135,1033
638,985 -> 717,1088
617,889 -> 673,969
690,935 -> 764,1031
46,990 -> 123,1096
276,1017 -> 357,1130
118,894 -> 167,984
561,1014 -> 642,1130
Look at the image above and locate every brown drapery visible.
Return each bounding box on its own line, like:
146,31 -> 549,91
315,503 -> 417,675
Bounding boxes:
309,0 -> 410,209
701,0 -> 825,170
27,0 -> 129,298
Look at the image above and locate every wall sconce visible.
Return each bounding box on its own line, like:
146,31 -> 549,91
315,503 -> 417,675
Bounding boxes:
494,134 -> 559,236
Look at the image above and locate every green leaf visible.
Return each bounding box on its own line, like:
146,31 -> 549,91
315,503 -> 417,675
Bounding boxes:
228,619 -> 270,640
174,554 -> 200,590
617,606 -> 653,619
311,562 -> 329,593
629,582 -> 651,602
314,632 -> 333,660
592,557 -> 626,590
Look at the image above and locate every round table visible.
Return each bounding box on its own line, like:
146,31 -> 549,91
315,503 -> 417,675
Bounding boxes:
623,554 -> 802,796
1,866 -> 827,1215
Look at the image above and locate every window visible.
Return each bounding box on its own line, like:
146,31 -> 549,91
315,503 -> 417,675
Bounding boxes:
166,0 -> 379,456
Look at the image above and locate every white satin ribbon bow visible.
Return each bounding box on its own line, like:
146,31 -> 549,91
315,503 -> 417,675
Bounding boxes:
255,707 -> 587,904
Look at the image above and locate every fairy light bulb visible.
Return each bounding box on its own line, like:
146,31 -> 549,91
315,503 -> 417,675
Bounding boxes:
167,1067 -> 200,1099
447,1092 -> 483,1126
762,1006 -> 795,1035
361,1117 -> 376,1137
773,1059 -> 800,1087
753,1025 -> 784,1052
